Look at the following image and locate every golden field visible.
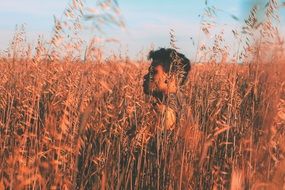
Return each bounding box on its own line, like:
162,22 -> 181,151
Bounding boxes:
0,57 -> 284,189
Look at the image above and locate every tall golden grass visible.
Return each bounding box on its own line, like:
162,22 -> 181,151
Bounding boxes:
0,0 -> 285,189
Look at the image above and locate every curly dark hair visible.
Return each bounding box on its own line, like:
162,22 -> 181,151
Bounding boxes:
148,48 -> 191,85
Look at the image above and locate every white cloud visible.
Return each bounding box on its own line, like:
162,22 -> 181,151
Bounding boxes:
0,0 -> 68,51
0,0 -> 68,16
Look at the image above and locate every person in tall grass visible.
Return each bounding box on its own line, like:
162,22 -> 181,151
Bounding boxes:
143,48 -> 191,131
141,48 -> 192,189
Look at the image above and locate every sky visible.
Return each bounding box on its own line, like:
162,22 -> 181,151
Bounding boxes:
0,0 -> 284,60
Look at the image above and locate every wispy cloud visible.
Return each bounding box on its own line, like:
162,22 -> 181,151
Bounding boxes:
0,0 -> 68,48
0,0 -> 68,16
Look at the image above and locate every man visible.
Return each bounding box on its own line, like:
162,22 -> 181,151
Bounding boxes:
143,48 -> 191,131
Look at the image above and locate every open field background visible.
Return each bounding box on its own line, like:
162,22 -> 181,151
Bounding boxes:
0,0 -> 285,189
0,58 -> 284,189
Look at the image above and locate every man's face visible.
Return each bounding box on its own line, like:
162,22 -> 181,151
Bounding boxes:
143,63 -> 177,97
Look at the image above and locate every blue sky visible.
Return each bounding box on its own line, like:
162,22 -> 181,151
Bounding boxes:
0,0 -> 284,59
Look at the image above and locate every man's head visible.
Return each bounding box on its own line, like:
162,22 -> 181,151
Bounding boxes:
143,48 -> 191,99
